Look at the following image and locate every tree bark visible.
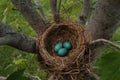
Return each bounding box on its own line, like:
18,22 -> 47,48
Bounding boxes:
33,0 -> 48,23
87,0 -> 120,58
11,0 -> 48,33
50,0 -> 61,23
0,22 -> 36,53
79,0 -> 92,25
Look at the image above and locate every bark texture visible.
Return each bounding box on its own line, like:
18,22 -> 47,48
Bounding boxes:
50,0 -> 61,23
0,22 -> 36,53
34,0 -> 48,23
11,0 -> 48,33
79,0 -> 92,25
87,0 -> 120,57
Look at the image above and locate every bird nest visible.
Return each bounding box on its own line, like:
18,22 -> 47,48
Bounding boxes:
37,22 -> 93,80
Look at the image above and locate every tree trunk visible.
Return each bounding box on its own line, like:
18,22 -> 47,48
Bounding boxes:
87,0 -> 120,58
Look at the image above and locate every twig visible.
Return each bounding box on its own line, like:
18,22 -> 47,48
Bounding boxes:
115,41 -> 120,43
89,39 -> 120,50
78,0 -> 92,25
33,0 -> 48,23
26,73 -> 41,80
48,75 -> 55,80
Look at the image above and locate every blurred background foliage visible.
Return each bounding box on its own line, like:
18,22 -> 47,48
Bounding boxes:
0,0 -> 120,80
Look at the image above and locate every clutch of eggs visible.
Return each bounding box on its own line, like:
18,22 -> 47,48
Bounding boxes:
54,41 -> 72,57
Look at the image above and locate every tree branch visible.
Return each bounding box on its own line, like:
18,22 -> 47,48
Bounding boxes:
0,76 -> 6,80
25,73 -> 41,80
0,22 -> 36,53
50,0 -> 61,23
11,0 -> 48,33
50,0 -> 57,22
79,0 -> 92,25
33,0 -> 48,23
89,39 -> 120,50
57,0 -> 61,16
87,0 -> 120,58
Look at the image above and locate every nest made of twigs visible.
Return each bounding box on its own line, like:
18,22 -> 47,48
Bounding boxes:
37,22 -> 93,79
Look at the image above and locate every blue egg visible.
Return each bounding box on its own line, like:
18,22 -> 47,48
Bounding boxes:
54,43 -> 63,52
63,41 -> 72,50
57,48 -> 68,57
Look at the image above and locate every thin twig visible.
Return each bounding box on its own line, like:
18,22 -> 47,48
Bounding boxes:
26,73 -> 41,80
33,0 -> 48,23
115,41 -> 120,43
48,75 -> 55,80
89,39 -> 120,50
79,0 -> 92,25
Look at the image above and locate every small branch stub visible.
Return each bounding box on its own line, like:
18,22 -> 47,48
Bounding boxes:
89,39 -> 120,50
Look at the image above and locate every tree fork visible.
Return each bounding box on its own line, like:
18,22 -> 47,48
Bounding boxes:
11,0 -> 49,33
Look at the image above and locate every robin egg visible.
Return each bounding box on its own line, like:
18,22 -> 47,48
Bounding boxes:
63,41 -> 72,50
54,43 -> 63,52
57,48 -> 68,57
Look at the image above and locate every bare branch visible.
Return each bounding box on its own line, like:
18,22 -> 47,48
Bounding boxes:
0,37 -> 11,45
11,0 -> 48,33
50,0 -> 61,23
0,22 -> 36,53
88,0 -> 120,40
33,0 -> 48,23
90,39 -> 120,50
57,0 -> 61,15
25,73 -> 41,80
78,0 -> 92,25
87,0 -> 120,58
50,0 -> 57,22
116,41 -> 120,43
